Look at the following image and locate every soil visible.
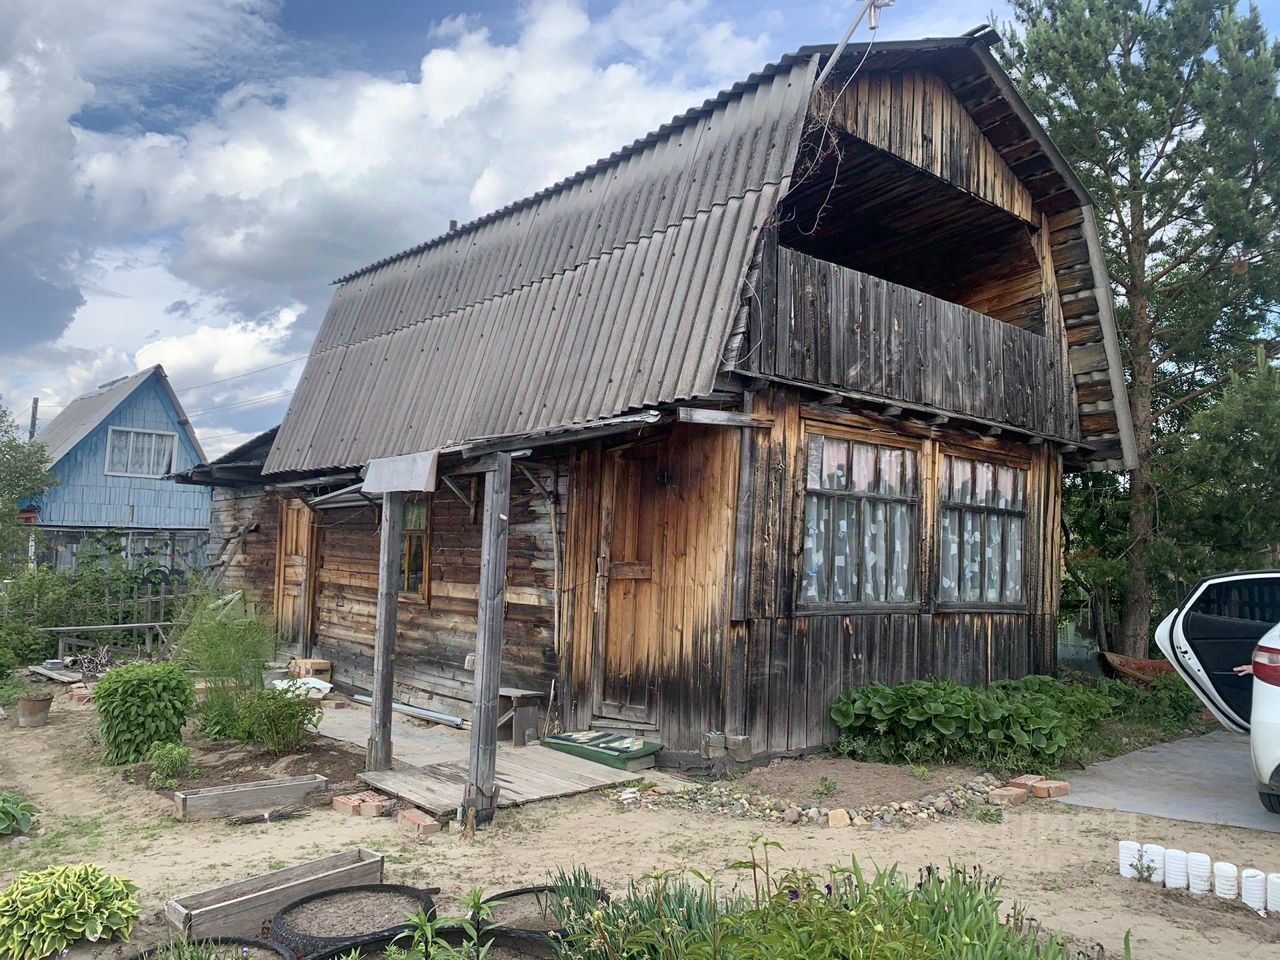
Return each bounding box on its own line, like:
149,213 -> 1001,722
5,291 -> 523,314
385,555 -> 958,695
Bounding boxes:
3,692 -> 1278,960
130,734 -> 368,797
734,754 -> 980,809
485,891 -> 560,932
281,889 -> 422,938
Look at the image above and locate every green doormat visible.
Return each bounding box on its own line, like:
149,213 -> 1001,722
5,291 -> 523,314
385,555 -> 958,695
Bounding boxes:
543,731 -> 662,771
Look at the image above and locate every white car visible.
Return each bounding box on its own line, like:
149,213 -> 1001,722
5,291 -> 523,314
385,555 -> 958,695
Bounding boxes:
1155,571 -> 1280,814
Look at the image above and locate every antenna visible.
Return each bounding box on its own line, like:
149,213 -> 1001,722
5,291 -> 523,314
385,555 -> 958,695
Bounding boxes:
814,0 -> 896,90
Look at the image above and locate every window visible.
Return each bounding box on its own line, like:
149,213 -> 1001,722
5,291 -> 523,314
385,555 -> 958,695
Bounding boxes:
1188,578 -> 1280,625
104,428 -> 177,478
401,497 -> 431,600
938,455 -> 1026,605
801,434 -> 918,605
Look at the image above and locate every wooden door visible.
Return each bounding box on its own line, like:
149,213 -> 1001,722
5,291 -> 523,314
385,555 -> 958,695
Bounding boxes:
275,498 -> 314,651
593,443 -> 667,725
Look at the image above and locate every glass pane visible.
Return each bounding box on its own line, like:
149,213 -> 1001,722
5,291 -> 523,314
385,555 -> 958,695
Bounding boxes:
861,500 -> 887,602
1013,470 -> 1026,509
938,509 -> 959,601
108,430 -> 130,472
821,437 -> 849,490
801,496 -> 828,603
403,500 -> 427,530
850,442 -> 876,493
1003,516 -> 1024,603
951,457 -> 973,504
887,502 -> 913,601
974,461 -> 994,506
878,448 -> 904,497
806,435 -> 823,488
960,510 -> 982,602
153,435 -> 175,475
995,466 -> 1015,509
984,512 -> 1003,602
129,433 -> 154,474
402,534 -> 425,594
830,497 -> 854,602
902,450 -> 917,495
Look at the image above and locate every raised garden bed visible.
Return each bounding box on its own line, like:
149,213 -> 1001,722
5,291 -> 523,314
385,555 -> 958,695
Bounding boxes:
164,848 -> 384,940
173,773 -> 328,820
308,927 -> 558,960
269,883 -> 435,956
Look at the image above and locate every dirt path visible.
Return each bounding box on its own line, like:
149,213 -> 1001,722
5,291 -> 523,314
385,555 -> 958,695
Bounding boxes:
3,699 -> 1279,958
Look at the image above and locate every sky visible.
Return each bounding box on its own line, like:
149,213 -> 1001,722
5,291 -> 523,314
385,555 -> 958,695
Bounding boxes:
3,0 -> 1278,460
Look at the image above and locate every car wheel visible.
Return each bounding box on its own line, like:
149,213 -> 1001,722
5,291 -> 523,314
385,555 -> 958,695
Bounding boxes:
1260,791 -> 1280,814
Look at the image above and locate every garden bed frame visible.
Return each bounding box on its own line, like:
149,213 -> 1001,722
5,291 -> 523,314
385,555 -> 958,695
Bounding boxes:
173,774 -> 328,821
164,847 -> 384,939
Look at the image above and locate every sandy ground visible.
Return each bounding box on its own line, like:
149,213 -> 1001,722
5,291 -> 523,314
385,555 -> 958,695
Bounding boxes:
3,696 -> 1280,959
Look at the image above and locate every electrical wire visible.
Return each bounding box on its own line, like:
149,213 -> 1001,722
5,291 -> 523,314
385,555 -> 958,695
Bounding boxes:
185,389 -> 294,419
175,354 -> 309,394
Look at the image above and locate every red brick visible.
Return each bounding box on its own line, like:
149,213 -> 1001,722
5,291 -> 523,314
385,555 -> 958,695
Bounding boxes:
1030,780 -> 1070,799
398,808 -> 442,836
988,786 -> 1028,806
1007,775 -> 1046,789
332,794 -> 363,816
70,691 -> 94,704
358,791 -> 392,817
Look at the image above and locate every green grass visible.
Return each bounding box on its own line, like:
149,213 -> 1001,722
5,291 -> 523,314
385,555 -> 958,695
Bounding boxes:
3,815 -> 107,874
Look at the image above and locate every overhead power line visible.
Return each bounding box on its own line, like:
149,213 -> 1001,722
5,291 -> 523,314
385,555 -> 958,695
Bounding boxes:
186,389 -> 294,419
176,354 -> 309,394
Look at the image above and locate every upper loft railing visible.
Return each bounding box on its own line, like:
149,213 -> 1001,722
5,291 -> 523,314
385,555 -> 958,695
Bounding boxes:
738,241 -> 1080,443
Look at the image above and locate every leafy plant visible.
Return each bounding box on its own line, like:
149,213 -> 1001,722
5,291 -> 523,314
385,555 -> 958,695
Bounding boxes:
147,741 -> 195,789
0,622 -> 53,671
235,688 -> 321,753
141,941 -> 270,960
0,863 -> 140,960
812,776 -> 838,800
0,791 -> 39,836
172,594 -> 276,689
94,662 -> 195,764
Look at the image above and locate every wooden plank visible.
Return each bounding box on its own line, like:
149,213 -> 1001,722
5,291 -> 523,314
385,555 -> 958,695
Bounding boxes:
465,452 -> 511,820
675,408 -> 773,429
367,491 -> 404,771
173,774 -> 327,821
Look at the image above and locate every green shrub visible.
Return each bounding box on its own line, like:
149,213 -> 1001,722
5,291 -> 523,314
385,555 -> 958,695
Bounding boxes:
197,686 -> 246,741
146,741 -> 195,788
0,622 -> 53,669
94,662 -> 196,764
0,863 -> 140,960
137,942 -> 264,960
0,791 -> 38,836
236,688 -> 321,753
171,594 -> 276,688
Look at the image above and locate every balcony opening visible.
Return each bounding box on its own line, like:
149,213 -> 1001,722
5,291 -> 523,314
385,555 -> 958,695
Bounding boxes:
776,134 -> 1046,336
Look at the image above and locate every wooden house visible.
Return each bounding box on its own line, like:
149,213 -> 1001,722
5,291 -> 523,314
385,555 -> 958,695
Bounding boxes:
189,31 -> 1137,774
27,365 -> 211,570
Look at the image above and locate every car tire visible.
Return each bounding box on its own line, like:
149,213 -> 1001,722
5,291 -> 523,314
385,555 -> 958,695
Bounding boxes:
1259,791 -> 1280,814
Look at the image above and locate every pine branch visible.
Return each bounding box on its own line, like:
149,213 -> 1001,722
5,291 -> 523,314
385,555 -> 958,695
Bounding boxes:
1153,343 -> 1280,419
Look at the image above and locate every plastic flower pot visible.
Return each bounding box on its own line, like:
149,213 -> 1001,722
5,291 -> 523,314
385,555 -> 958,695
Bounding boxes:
16,690 -> 53,728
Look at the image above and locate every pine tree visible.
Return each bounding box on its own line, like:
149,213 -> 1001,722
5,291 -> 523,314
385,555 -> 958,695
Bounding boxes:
1002,0 -> 1280,654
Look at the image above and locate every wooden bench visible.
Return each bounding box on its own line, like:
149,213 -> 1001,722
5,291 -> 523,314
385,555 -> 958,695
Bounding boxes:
498,687 -> 546,747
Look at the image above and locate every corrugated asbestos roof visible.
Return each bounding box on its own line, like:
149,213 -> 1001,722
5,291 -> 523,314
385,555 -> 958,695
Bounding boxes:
37,366 -> 205,466
264,51 -> 821,475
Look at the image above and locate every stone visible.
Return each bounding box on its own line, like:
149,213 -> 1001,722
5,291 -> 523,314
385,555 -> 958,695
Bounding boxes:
10,836 -> 30,846
827,808 -> 852,828
852,815 -> 868,827
933,799 -> 952,814
988,786 -> 1029,806
1030,780 -> 1070,799
1008,775 -> 1046,790
783,806 -> 802,824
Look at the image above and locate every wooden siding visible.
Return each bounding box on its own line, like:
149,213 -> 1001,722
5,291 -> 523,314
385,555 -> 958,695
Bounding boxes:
36,375 -> 210,530
311,463 -> 566,714
561,423 -> 740,753
743,241 -> 1080,442
830,70 -> 1035,223
208,486 -> 280,617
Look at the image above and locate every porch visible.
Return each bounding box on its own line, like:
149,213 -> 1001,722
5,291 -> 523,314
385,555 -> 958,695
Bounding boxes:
316,701 -> 640,817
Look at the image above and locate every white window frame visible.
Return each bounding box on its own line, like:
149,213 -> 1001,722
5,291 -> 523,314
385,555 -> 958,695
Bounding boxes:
104,427 -> 180,479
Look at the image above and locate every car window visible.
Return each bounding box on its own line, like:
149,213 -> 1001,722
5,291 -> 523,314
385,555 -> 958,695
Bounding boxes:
1189,577 -> 1280,624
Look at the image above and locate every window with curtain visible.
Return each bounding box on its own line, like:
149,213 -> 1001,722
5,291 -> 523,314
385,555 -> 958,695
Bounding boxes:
800,433 -> 919,605
401,497 -> 431,601
104,428 -> 177,478
937,455 -> 1027,605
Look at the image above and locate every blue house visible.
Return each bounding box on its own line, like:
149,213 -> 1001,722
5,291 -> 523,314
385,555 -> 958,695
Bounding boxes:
27,365 -> 212,569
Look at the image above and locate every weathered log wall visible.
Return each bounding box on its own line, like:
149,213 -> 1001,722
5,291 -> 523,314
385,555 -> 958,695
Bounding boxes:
209,485 -> 280,618
311,462 -> 566,714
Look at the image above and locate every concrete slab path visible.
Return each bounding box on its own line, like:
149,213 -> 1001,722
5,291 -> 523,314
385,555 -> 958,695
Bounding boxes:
1060,730 -> 1279,833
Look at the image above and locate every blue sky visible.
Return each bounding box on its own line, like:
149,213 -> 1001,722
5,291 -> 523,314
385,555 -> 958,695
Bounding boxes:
2,0 -> 1278,458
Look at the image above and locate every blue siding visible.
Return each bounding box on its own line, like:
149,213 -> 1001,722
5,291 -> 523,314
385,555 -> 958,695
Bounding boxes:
35,375 -> 211,530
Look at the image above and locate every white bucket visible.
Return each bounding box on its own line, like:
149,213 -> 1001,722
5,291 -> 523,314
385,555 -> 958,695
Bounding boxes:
1241,869 -> 1266,913
1187,853 -> 1212,894
1163,849 -> 1188,890
1213,861 -> 1239,900
1267,874 -> 1280,912
1118,840 -> 1141,879
1141,844 -> 1165,884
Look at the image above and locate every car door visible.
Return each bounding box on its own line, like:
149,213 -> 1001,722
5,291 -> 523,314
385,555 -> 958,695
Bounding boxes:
1156,571 -> 1280,734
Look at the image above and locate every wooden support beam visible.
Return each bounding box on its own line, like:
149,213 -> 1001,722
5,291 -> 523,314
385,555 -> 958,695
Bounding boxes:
440,475 -> 473,510
463,452 -> 511,825
676,407 -> 773,429
366,491 -> 404,772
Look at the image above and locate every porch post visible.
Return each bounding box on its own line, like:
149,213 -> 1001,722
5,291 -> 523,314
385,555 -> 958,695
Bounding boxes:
367,490 -> 404,771
464,452 -> 511,824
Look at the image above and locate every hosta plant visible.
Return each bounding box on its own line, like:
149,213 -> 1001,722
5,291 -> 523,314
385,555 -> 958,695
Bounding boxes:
0,790 -> 39,836
0,863 -> 140,960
